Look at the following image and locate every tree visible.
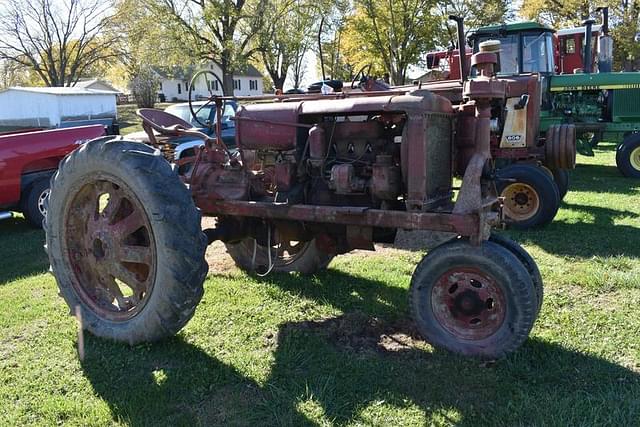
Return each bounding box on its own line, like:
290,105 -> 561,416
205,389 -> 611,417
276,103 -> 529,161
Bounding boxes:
436,0 -> 511,48
0,0 -> 119,87
146,0 -> 264,95
340,0 -> 439,85
520,0 -> 593,27
0,60 -> 29,89
254,0 -> 318,90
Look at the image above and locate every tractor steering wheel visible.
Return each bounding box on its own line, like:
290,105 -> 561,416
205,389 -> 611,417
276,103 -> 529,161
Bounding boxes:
188,70 -> 225,128
350,64 -> 373,89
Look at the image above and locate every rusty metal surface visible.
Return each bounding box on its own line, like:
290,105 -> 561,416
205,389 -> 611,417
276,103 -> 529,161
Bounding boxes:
200,200 -> 480,236
235,102 -> 301,150
64,177 -> 157,321
431,267 -> 506,340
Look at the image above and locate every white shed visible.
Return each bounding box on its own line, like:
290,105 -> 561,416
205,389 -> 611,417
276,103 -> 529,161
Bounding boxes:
0,87 -> 118,129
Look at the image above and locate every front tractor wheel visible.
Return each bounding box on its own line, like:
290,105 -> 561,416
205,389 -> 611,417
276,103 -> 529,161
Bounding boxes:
409,239 -> 538,359
496,164 -> 560,229
616,134 -> 640,178
46,139 -> 208,345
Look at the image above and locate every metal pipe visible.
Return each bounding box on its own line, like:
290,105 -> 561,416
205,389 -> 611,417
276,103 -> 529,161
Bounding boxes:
0,212 -> 13,221
449,15 -> 468,83
583,19 -> 595,74
596,7 -> 612,72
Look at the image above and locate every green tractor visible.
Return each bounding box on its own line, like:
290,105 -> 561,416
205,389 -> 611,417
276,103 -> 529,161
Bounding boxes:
470,16 -> 640,180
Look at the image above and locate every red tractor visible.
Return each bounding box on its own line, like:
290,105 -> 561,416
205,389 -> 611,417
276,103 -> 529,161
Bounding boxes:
45,36 -> 544,359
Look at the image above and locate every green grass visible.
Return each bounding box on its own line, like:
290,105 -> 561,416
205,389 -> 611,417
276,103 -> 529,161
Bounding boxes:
1,143 -> 639,426
118,103 -> 176,135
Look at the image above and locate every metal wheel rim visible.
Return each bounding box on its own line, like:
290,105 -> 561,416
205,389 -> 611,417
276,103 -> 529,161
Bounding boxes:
631,146 -> 640,171
431,267 -> 506,340
38,188 -> 50,217
63,174 -> 157,321
501,183 -> 540,221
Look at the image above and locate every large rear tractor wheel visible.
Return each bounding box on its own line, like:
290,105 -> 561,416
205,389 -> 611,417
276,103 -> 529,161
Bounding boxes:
496,164 -> 560,229
616,134 -> 640,178
46,139 -> 208,345
226,238 -> 333,275
409,239 -> 538,359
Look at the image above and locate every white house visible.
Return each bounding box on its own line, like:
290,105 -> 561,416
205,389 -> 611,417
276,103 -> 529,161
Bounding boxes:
154,62 -> 264,101
0,87 -> 117,129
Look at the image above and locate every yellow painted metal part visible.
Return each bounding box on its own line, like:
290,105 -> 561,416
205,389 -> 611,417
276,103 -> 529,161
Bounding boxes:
500,97 -> 528,148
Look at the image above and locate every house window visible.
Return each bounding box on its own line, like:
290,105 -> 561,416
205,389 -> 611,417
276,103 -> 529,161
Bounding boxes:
233,79 -> 241,90
249,79 -> 258,91
565,38 -> 576,54
159,82 -> 163,91
177,83 -> 182,94
214,80 -> 219,91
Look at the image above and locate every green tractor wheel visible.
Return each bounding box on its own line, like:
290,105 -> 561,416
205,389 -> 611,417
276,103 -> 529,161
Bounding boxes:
616,133 -> 640,178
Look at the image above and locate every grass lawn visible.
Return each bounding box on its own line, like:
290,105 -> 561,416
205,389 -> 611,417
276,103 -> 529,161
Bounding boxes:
0,141 -> 639,426
118,103 -> 176,135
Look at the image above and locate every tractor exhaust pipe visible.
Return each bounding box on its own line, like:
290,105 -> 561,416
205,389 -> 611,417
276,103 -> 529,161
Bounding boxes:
582,19 -> 595,74
596,6 -> 612,72
449,15 -> 468,83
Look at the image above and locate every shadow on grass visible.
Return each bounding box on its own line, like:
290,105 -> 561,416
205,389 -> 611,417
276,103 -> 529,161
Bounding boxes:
509,202 -> 640,258
569,163 -> 640,195
0,216 -> 48,284
82,270 -> 640,426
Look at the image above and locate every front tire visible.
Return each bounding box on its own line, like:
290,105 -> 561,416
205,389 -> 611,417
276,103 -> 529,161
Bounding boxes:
409,239 -> 538,359
616,134 -> 640,178
496,164 -> 560,229
46,138 -> 208,344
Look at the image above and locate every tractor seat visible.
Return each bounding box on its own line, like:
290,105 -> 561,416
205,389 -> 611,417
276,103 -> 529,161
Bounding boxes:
136,108 -> 194,137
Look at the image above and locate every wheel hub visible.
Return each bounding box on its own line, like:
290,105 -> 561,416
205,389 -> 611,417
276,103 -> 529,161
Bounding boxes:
631,146 -> 640,171
64,177 -> 157,321
432,268 -> 506,340
501,182 -> 540,221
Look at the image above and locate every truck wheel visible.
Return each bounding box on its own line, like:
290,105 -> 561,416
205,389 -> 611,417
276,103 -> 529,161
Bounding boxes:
489,233 -> 543,315
551,168 -> 569,200
496,164 -> 560,229
616,134 -> 640,178
20,177 -> 50,228
45,139 -> 208,345
409,239 -> 537,359
226,238 -> 333,275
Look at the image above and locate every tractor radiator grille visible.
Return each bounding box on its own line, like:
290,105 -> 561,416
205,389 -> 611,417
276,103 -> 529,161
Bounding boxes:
613,89 -> 640,121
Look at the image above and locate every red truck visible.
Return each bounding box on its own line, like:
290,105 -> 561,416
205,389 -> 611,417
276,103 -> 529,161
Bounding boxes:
0,125 -> 106,228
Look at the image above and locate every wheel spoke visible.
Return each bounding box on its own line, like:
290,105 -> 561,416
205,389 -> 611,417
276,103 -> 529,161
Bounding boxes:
113,211 -> 145,238
98,274 -> 129,309
108,263 -> 146,294
102,192 -> 123,222
118,245 -> 152,264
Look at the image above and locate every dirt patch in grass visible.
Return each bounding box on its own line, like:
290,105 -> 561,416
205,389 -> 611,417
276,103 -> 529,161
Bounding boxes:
278,311 -> 427,354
